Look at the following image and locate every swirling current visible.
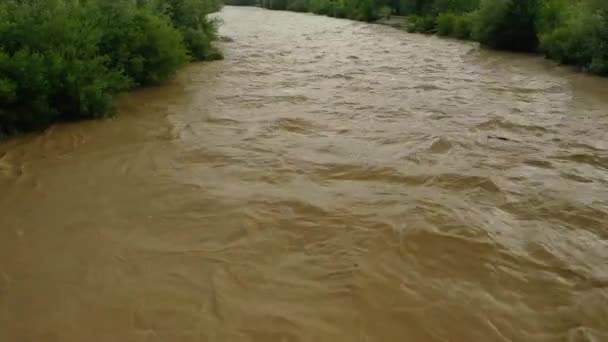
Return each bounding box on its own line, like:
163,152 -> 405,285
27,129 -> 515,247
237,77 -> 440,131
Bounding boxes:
0,7 -> 607,342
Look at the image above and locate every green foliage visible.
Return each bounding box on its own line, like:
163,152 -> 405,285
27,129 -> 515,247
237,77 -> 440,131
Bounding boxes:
399,0 -> 434,15
0,0 -> 221,137
452,12 -> 474,39
406,15 -> 436,33
263,0 -> 378,22
379,5 -> 392,19
223,0 -> 258,5
436,12 -> 456,35
95,2 -> 188,85
309,0 -> 348,18
433,0 -> 479,14
0,0 -> 129,135
287,0 -> 309,12
538,0 -> 608,75
152,0 -> 223,60
406,15 -> 420,32
436,11 -> 474,38
259,0 -> 289,10
472,0 -> 538,51
182,28 -> 224,61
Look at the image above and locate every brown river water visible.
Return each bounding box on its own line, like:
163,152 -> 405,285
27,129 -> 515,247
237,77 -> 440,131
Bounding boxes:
1,6 -> 608,342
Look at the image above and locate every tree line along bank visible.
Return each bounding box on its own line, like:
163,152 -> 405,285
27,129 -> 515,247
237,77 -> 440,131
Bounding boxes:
0,0 -> 222,138
3,0 -> 607,137
227,0 -> 608,77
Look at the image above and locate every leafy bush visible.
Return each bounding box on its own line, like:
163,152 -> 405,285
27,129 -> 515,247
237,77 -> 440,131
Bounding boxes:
437,12 -> 456,35
406,15 -> 436,33
264,0 -> 289,10
328,0 -> 348,18
406,15 -> 420,32
223,0 -> 258,5
0,0 -> 129,135
472,0 -> 538,51
153,0 -> 223,60
452,12 -> 474,39
400,0 -> 434,15
96,2 -> 188,85
0,0 -> 221,137
287,0 -> 309,12
379,5 -> 392,19
265,0 -> 378,21
538,1 -> 608,75
343,0 -> 379,21
436,11 -> 475,39
182,28 -> 224,61
433,0 -> 479,14
0,50 -> 128,135
308,0 -> 331,15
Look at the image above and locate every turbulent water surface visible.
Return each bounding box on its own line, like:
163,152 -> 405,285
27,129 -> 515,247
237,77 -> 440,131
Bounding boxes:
1,6 -> 608,342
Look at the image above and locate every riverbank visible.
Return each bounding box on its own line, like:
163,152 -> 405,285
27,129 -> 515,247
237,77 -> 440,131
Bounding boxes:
375,15 -> 409,29
0,0 -> 222,139
257,0 -> 608,77
2,7 -> 607,341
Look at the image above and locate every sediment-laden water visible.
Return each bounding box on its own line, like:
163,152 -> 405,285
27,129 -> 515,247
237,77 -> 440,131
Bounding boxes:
1,7 -> 607,342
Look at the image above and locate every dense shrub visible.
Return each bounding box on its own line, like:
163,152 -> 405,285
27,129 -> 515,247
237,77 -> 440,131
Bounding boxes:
379,5 -> 393,19
224,0 -> 258,5
259,0 -> 288,10
537,0 -> 608,75
452,12 -> 474,39
182,28 -> 223,61
287,0 -> 309,12
472,0 -> 539,51
436,12 -> 473,38
352,0 -> 380,21
153,0 -> 224,60
95,2 -> 189,86
400,0 -> 434,15
406,15 -> 436,33
262,0 -> 379,22
0,0 -> 221,137
311,0 -> 339,18
437,12 -> 456,35
0,50 -> 128,136
0,0 -> 129,136
433,0 -> 479,14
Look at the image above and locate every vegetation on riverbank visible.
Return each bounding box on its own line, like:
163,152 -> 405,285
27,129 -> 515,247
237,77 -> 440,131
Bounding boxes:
0,0 -> 222,138
224,0 -> 258,5
257,0 -> 608,76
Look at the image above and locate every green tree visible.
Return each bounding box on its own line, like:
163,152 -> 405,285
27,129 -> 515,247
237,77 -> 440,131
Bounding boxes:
473,0 -> 539,51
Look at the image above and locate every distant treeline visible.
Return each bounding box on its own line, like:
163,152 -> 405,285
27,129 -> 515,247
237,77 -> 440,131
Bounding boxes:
224,0 -> 258,5
252,0 -> 608,76
0,0 -> 222,138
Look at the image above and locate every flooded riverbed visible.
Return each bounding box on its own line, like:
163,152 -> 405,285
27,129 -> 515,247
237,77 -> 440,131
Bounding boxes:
1,6 -> 607,342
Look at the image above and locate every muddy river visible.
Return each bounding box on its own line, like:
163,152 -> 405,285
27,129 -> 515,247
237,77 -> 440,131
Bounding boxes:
1,6 -> 607,342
